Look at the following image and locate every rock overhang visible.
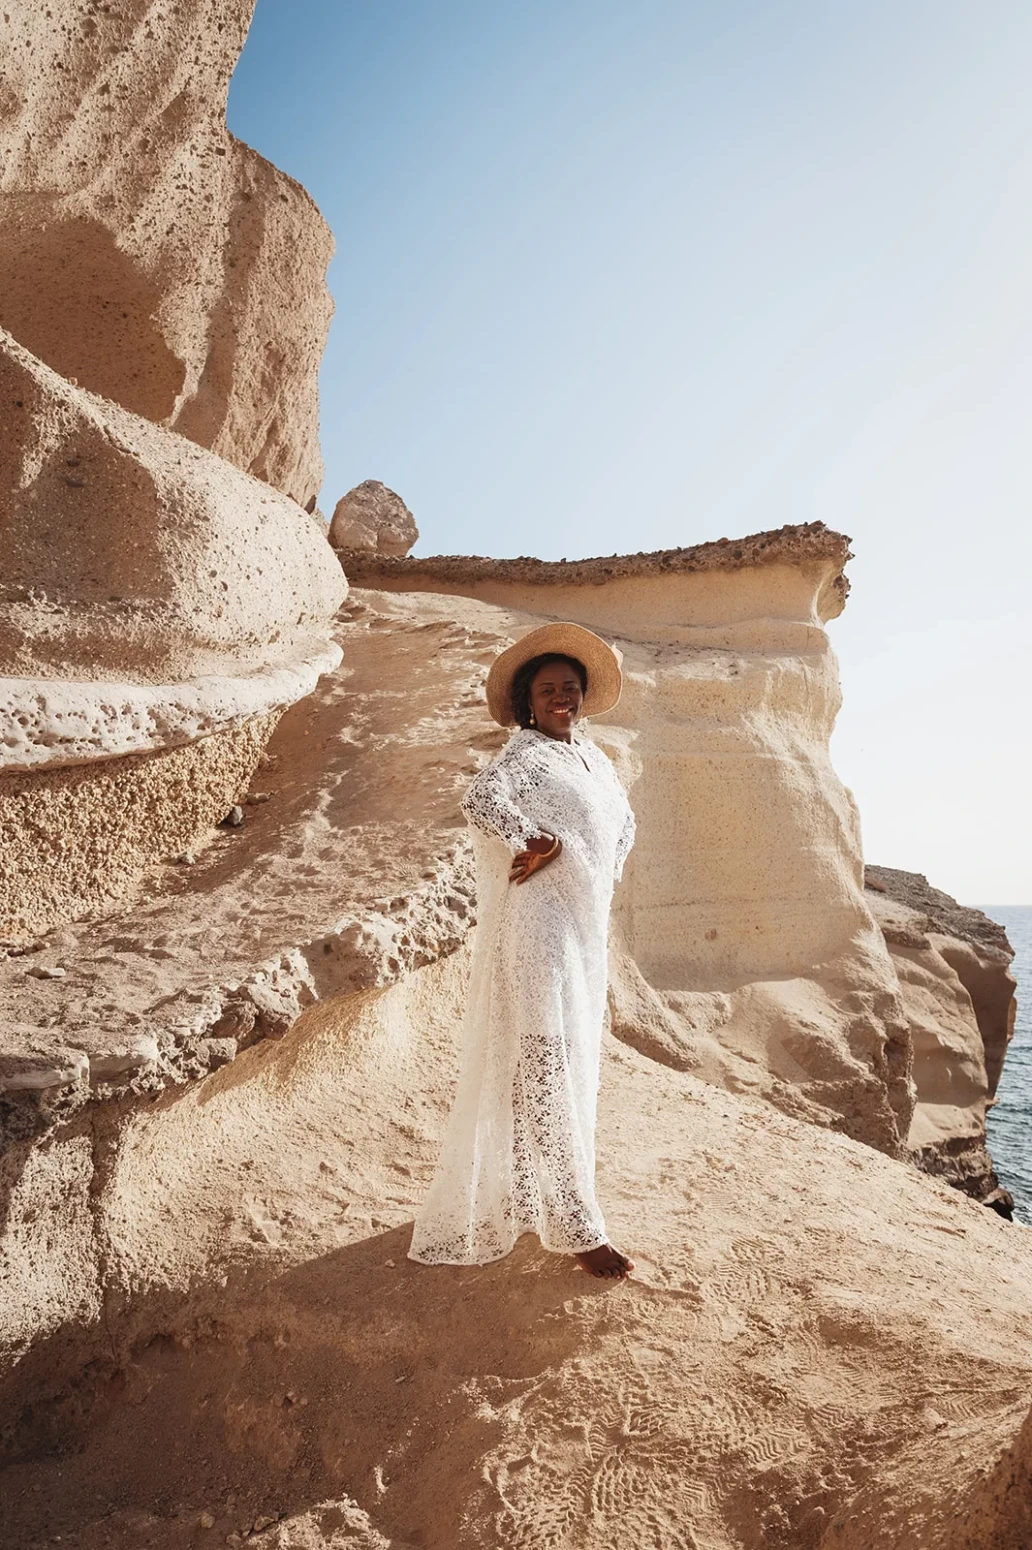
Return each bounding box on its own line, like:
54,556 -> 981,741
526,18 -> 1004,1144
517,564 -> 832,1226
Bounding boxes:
0,329 -> 347,771
339,521 -> 853,640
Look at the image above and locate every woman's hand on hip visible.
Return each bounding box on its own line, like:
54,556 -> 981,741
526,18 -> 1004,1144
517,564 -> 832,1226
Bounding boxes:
510,832 -> 562,884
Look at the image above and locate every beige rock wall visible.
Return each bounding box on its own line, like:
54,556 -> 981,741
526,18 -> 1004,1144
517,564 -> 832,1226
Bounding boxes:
0,712 -> 280,941
0,333 -> 345,690
865,865 -> 1016,1200
0,0 -> 346,938
0,332 -> 345,940
349,529 -> 914,1155
2,564 -> 1028,1549
0,0 -> 333,507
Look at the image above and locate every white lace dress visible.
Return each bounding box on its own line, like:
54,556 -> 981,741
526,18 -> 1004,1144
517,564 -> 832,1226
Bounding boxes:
409,726 -> 636,1265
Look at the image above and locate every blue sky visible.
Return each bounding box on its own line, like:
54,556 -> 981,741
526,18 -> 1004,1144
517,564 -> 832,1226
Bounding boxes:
228,1 -> 1032,902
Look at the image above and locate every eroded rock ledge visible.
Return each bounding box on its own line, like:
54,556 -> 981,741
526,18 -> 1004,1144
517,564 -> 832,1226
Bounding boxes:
3,562 -> 1030,1550
0,596 -> 503,1148
341,518 -> 851,604
865,865 -> 1016,1204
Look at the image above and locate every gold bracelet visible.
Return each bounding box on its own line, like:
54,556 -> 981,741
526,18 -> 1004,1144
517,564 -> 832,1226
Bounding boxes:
538,834 -> 560,859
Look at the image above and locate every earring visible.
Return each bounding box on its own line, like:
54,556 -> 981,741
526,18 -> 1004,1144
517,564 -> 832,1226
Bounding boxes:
529,711 -> 536,726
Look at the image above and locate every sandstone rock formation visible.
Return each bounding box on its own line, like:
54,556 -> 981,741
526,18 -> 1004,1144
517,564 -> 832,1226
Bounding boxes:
0,3 -> 346,939
865,864 -> 1016,1200
347,525 -> 914,1156
0,331 -> 346,938
3,931 -> 1032,1550
3,12 -> 1025,1543
0,332 -> 344,692
0,0 -> 333,507
329,480 -> 419,556
0,594 -> 481,1133
2,545 -> 1030,1547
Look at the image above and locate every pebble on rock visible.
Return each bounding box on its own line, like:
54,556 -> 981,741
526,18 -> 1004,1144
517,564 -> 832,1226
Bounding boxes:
221,805 -> 245,827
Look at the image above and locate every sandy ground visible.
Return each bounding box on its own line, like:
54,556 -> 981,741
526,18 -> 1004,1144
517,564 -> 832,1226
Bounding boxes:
3,945 -> 1032,1550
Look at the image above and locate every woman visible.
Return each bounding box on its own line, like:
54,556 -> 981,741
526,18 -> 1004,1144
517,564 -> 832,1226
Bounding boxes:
408,622 -> 636,1279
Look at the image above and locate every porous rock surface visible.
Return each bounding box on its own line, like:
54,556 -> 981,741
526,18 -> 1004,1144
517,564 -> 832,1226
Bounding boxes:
3,946 -> 1032,1550
343,518 -> 850,597
0,710 -> 280,943
0,0 -> 345,938
0,537 -> 914,1153
329,480 -> 419,556
0,332 -> 345,938
354,525 -> 914,1156
2,538 -> 1031,1545
0,0 -> 333,507
0,597 -> 485,1138
865,865 -> 1016,1199
0,331 -> 345,693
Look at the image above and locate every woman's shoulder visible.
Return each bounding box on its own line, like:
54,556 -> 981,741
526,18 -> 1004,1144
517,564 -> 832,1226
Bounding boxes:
475,727 -> 538,774
499,727 -> 540,755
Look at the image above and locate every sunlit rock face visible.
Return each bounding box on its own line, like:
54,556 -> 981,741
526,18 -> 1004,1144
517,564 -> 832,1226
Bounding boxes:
865,864 -> 1017,1202
3,577 -> 1030,1550
0,331 -> 345,937
344,523 -> 915,1157
0,333 -> 345,694
3,545 -> 1029,1550
0,0 -> 344,937
0,0 -> 333,507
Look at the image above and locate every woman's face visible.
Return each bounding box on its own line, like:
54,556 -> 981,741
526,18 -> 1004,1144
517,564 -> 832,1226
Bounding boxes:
528,658 -> 584,740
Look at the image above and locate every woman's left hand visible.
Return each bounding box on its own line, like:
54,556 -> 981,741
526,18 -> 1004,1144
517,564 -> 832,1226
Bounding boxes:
510,832 -> 562,885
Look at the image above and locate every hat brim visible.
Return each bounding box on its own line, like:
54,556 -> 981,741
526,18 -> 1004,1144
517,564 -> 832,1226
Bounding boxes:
485,622 -> 623,726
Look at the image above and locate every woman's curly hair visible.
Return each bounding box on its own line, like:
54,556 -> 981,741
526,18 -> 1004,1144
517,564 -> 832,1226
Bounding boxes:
510,653 -> 588,729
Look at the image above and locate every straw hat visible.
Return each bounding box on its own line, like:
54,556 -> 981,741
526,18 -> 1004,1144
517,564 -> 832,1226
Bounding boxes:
485,622 -> 623,727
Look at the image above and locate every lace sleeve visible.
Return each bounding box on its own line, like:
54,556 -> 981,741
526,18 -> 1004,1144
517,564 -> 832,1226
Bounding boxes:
460,761 -> 542,852
614,805 -> 636,882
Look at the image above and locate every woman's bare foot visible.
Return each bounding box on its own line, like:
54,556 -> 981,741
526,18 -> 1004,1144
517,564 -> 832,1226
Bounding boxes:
575,1243 -> 635,1279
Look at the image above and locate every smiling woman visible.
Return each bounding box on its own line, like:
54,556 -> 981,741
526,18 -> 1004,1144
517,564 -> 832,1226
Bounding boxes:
513,653 -> 586,735
408,621 -> 637,1279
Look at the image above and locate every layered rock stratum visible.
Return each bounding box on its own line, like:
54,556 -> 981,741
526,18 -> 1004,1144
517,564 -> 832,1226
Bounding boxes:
2,4 -> 1029,1545
0,0 -> 345,938
2,558 -> 1029,1550
347,529 -> 914,1157
864,866 -> 1017,1202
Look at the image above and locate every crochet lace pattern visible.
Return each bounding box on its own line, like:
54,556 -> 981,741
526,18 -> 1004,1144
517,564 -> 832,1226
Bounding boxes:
409,728 -> 635,1265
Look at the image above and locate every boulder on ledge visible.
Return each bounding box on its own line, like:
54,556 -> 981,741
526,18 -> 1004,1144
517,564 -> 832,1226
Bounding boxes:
329,480 -> 418,556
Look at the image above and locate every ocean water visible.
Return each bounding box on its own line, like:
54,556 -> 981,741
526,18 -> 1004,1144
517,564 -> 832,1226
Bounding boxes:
984,905 -> 1032,1226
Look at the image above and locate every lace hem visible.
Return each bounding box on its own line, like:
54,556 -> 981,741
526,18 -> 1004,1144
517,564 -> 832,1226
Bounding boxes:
407,1226 -> 608,1267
